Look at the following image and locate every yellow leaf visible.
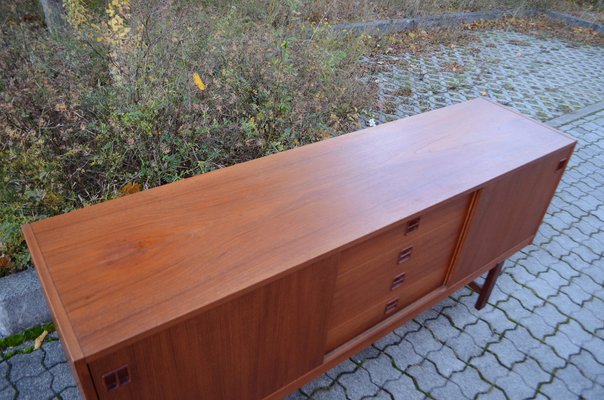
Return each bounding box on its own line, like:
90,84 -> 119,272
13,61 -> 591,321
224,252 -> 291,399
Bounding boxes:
193,72 -> 206,91
55,102 -> 67,112
34,330 -> 48,350
119,182 -> 142,196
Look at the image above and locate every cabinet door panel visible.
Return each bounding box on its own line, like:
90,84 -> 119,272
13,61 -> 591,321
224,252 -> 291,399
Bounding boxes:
449,147 -> 573,284
88,256 -> 338,400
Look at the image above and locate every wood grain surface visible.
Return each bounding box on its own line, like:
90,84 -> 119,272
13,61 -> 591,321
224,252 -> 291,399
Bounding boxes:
23,97 -> 576,364
87,257 -> 337,400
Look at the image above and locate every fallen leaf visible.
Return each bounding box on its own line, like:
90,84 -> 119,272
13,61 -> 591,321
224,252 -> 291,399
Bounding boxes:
193,72 -> 206,91
34,330 -> 48,350
119,182 -> 142,196
480,90 -> 488,96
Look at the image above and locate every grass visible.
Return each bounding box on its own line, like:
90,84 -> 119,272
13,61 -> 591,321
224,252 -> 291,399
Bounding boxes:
0,0 -> 602,277
0,322 -> 56,360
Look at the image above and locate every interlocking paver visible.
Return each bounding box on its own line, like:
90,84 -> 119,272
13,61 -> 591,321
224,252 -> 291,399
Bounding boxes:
449,367 -> 492,398
362,353 -> 401,387
425,345 -> 465,378
382,375 -> 425,400
430,380 -> 465,400
556,364 -> 595,396
405,359 -> 447,393
337,367 -> 380,399
1,23 -> 603,400
14,371 -> 54,399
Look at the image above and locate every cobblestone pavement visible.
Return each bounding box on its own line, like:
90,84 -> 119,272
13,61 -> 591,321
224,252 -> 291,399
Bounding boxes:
1,29 -> 604,400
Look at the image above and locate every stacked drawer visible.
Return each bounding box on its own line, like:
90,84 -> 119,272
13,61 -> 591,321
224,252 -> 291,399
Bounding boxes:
326,194 -> 472,351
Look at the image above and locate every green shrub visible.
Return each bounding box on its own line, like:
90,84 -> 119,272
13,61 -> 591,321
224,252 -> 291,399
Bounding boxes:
0,0 -> 372,275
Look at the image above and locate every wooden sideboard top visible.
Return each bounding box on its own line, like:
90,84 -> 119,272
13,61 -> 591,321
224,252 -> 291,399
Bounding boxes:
23,98 -> 575,361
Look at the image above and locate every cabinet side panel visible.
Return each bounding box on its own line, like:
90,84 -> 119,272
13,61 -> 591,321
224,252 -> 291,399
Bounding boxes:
88,256 -> 338,400
449,146 -> 573,284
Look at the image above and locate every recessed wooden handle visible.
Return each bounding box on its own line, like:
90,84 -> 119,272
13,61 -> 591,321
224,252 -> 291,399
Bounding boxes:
556,158 -> 568,171
398,246 -> 414,264
102,365 -> 130,392
391,272 -> 406,290
384,298 -> 399,315
405,217 -> 421,234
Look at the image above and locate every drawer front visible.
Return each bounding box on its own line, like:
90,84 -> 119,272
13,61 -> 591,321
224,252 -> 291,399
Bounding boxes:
326,195 -> 470,351
339,195 -> 470,272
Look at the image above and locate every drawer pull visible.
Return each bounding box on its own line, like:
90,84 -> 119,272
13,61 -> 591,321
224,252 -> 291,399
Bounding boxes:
384,298 -> 399,315
102,365 -> 130,392
405,217 -> 421,234
391,272 -> 407,290
556,158 -> 568,171
398,246 -> 414,264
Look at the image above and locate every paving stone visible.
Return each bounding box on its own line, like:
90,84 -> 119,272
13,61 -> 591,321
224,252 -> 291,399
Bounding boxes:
362,353 -> 401,386
49,363 -> 76,393
426,345 -> 466,378
311,382 -> 347,400
449,367 -> 492,398
555,363 -> 595,396
0,386 -> 16,400
384,339 -> 424,371
470,352 -> 510,383
464,320 -> 496,348
558,319 -> 594,347
581,383 -> 604,399
545,331 -> 582,360
373,332 -> 401,351
405,329 -> 441,357
475,386 -> 507,400
14,371 -> 54,399
42,341 -> 66,369
526,343 -> 566,374
326,359 -> 358,379
58,387 -> 82,400
444,331 -> 483,363
582,336 -> 604,365
504,326 -> 543,354
429,380 -> 465,400
518,312 -> 558,340
336,367 -> 380,399
406,359 -> 447,393
495,297 -> 534,321
350,346 -> 381,364
569,350 -> 604,383
300,374 -> 333,396
423,315 -> 460,343
393,321 -> 422,340
488,337 -> 527,369
495,370 -> 538,399
8,351 -> 46,382
510,286 -> 546,311
513,358 -> 550,390
371,389 -> 394,399
479,307 -> 517,336
382,374 -> 425,400
0,362 -> 9,391
535,299 -> 571,327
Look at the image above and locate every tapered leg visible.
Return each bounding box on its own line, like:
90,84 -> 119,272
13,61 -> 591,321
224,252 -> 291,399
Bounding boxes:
473,261 -> 505,310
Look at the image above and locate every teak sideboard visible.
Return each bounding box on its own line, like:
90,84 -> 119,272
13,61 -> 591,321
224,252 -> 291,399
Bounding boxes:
23,98 -> 575,399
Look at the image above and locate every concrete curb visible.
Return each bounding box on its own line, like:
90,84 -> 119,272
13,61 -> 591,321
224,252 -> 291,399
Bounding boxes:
0,269 -> 51,337
331,9 -> 604,36
546,11 -> 604,34
547,100 -> 604,128
332,9 -> 537,35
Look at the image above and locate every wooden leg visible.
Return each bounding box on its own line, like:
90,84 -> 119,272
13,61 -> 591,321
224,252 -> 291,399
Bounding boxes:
472,261 -> 504,310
